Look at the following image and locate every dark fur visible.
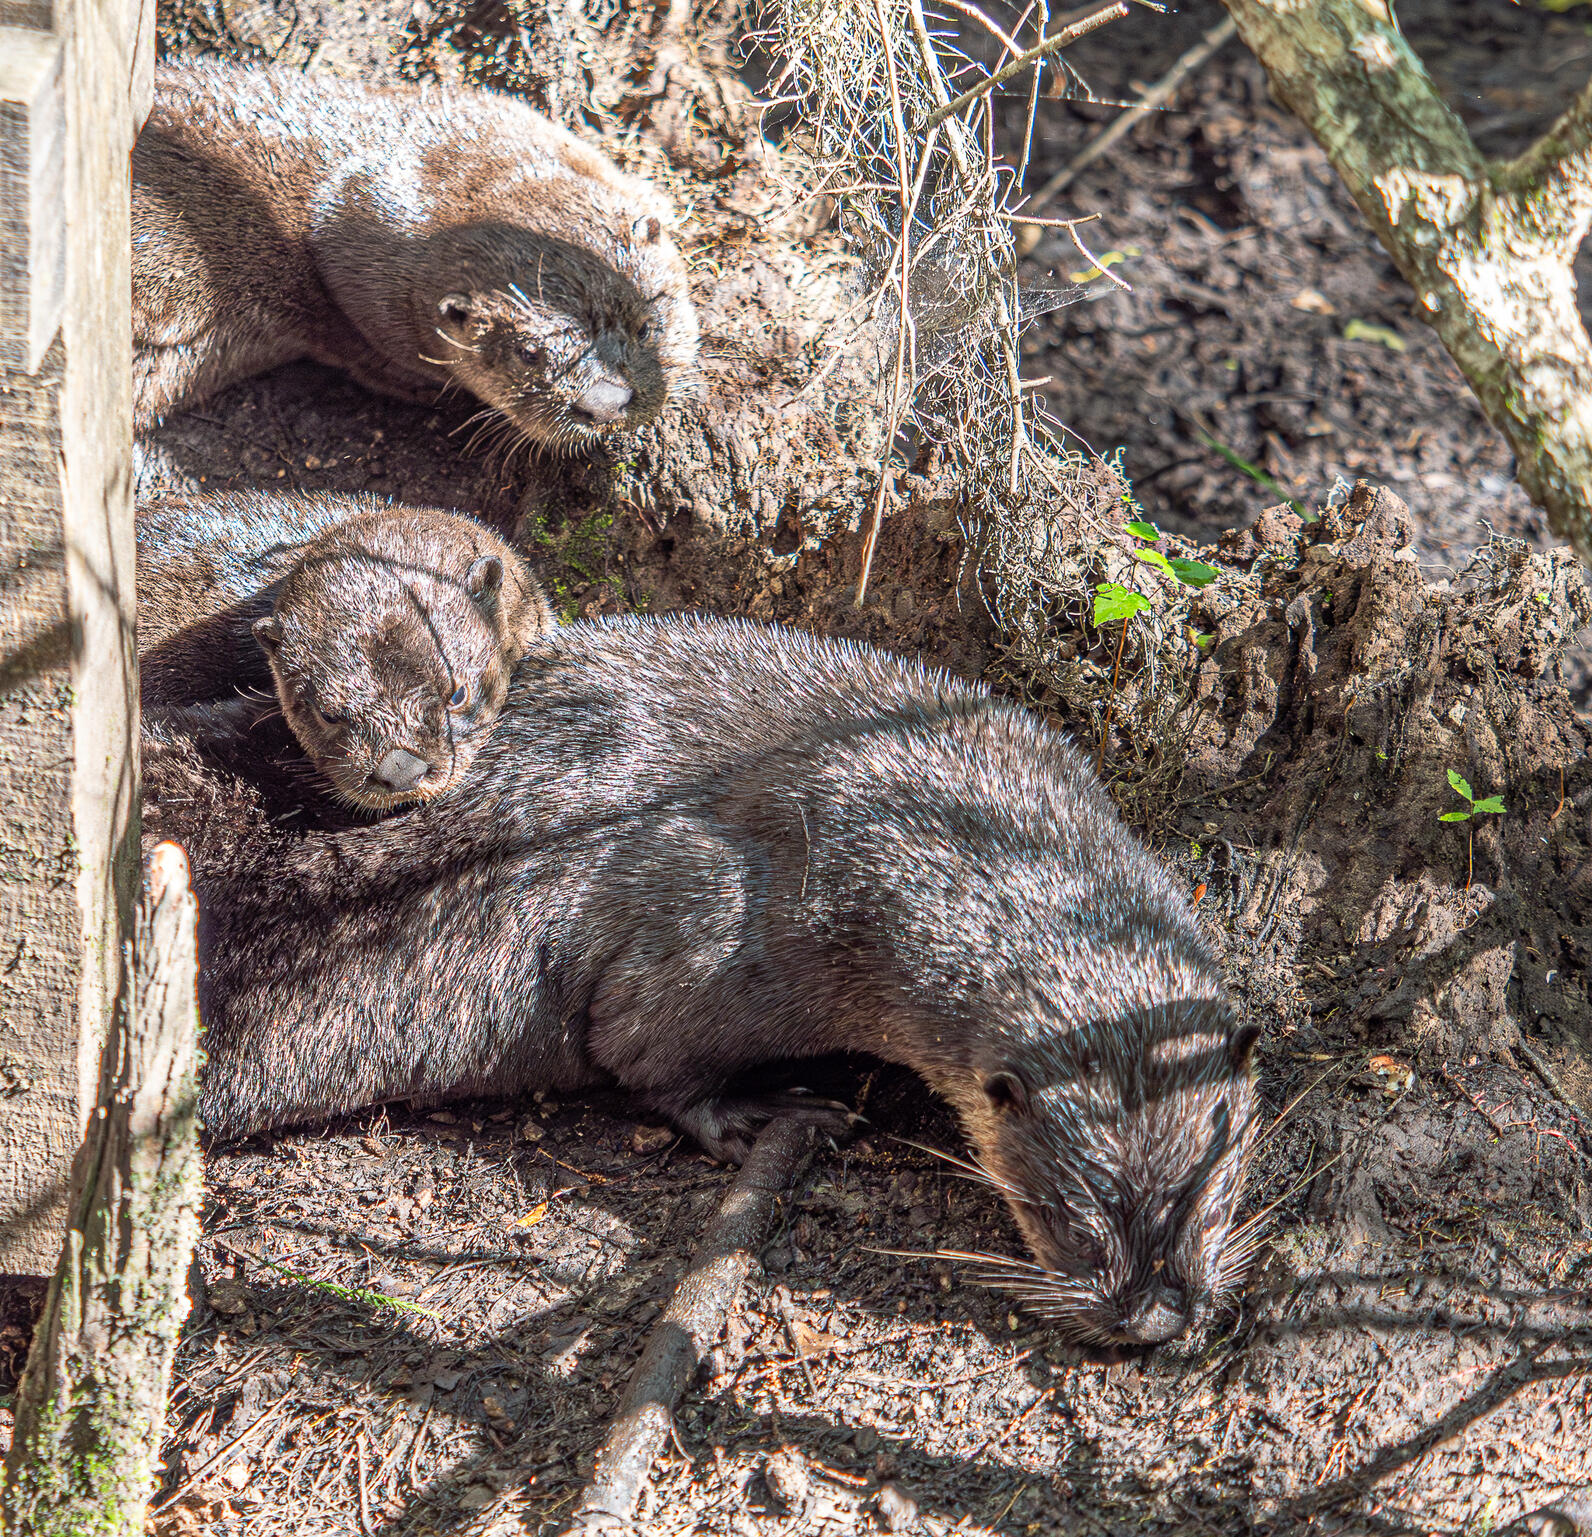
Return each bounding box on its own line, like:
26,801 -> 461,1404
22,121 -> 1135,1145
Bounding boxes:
139,489 -> 553,810
133,64 -> 698,448
144,616 -> 1257,1345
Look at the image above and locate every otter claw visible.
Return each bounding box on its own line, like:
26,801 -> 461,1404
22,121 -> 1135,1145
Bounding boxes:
672,1089 -> 860,1165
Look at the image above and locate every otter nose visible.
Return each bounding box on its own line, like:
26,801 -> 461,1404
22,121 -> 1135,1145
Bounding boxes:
371,748 -> 430,794
571,378 -> 633,425
1111,1286 -> 1189,1345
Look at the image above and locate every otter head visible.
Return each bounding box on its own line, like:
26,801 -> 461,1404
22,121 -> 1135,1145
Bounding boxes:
253,546 -> 530,811
954,998 -> 1259,1352
428,215 -> 698,454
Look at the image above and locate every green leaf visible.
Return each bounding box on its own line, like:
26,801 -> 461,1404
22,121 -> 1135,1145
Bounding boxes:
1124,520 -> 1161,542
1343,319 -> 1406,352
1191,631 -> 1214,649
1437,811 -> 1471,822
1134,548 -> 1176,579
1470,796 -> 1505,815
1446,768 -> 1473,802
1093,583 -> 1152,626
1193,429 -> 1308,519
1168,557 -> 1220,589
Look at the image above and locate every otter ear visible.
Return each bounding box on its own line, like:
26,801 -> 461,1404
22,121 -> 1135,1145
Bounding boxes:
1228,1023 -> 1262,1071
252,614 -> 284,654
983,1069 -> 1030,1115
437,293 -> 476,340
632,215 -> 662,244
466,555 -> 504,604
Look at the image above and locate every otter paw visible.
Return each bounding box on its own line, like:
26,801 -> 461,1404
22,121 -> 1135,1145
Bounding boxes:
674,1090 -> 861,1165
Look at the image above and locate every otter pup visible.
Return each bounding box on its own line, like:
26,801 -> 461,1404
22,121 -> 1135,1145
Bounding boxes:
133,63 -> 699,448
145,615 -> 1258,1347
138,489 -> 553,810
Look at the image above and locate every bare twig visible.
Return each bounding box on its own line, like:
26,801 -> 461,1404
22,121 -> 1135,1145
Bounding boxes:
921,0 -> 1127,130
1066,220 -> 1132,292
1023,15 -> 1236,214
1517,1038 -> 1590,1128
856,0 -> 925,606
559,1119 -> 817,1533
1096,614 -> 1131,771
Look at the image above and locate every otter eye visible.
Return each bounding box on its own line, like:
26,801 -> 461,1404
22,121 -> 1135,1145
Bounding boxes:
448,682 -> 471,712
312,701 -> 346,730
518,342 -> 545,368
635,319 -> 653,342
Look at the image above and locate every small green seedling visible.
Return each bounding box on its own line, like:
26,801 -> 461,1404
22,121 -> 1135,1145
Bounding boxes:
1342,319 -> 1406,352
1122,521 -> 1221,589
1092,527 -> 1223,770
1439,768 -> 1504,892
1092,582 -> 1150,772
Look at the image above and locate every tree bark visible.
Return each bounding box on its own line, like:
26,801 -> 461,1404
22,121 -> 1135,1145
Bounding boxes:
1217,0 -> 1592,567
1,844 -> 203,1536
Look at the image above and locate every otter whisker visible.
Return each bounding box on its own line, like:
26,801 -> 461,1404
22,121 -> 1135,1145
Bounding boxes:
1251,1060 -> 1345,1153
887,1136 -> 1037,1206
1224,1144 -> 1351,1247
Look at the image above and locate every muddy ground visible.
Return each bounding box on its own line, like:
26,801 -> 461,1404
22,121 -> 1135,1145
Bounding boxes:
4,1 -> 1592,1533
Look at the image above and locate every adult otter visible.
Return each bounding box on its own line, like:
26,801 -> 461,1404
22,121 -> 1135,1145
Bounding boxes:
139,489 -> 552,810
144,616 -> 1257,1347
133,63 -> 699,448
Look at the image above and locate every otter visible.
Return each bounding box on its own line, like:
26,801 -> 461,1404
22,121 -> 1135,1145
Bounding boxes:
138,489 -> 553,810
143,615 -> 1258,1347
133,63 -> 699,448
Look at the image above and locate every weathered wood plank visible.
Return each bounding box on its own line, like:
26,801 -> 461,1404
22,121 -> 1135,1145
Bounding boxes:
0,0 -> 140,1276
1,842 -> 203,1531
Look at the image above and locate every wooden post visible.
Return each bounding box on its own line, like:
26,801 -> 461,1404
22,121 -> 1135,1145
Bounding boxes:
1,843 -> 203,1532
0,0 -> 151,1275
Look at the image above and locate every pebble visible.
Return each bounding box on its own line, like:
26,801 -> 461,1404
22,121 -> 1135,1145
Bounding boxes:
874,1482 -> 918,1533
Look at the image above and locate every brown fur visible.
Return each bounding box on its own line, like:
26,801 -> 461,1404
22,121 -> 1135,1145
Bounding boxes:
138,489 -> 553,810
133,63 -> 699,449
145,614 -> 1258,1346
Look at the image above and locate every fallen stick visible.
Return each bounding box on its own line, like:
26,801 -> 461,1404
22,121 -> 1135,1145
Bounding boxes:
1021,15 -> 1237,218
559,1118 -> 816,1533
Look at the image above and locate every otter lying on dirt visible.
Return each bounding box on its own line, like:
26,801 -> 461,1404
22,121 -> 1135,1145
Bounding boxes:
145,615 -> 1257,1346
134,63 -> 699,449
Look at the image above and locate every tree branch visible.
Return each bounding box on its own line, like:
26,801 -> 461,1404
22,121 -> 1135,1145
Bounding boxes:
1219,0 -> 1592,568
559,1118 -> 816,1533
1498,73 -> 1592,245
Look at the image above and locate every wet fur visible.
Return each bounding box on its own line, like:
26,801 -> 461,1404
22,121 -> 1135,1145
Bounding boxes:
133,63 -> 698,446
144,615 -> 1256,1344
138,489 -> 553,809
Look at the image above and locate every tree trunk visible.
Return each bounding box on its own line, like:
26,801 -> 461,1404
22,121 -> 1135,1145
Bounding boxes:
1,844 -> 203,1536
1217,0 -> 1592,567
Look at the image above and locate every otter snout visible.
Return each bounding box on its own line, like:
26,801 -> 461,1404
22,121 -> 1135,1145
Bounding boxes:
571,375 -> 634,426
372,747 -> 433,796
1108,1285 -> 1190,1346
